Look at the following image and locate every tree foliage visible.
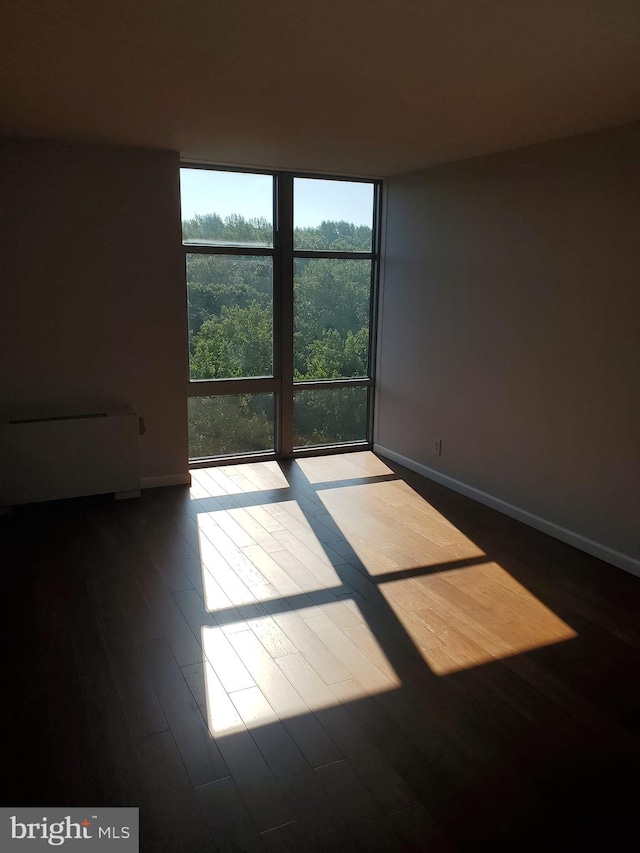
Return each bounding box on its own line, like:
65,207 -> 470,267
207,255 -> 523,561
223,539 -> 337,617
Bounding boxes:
183,214 -> 372,454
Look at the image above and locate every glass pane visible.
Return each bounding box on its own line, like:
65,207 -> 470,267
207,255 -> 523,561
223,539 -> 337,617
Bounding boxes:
181,169 -> 273,247
294,387 -> 368,448
294,178 -> 373,251
294,258 -> 371,380
187,254 -> 273,380
188,394 -> 274,459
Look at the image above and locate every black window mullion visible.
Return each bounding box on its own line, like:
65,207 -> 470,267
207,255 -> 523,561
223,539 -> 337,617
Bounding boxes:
293,378 -> 371,390
367,180 -> 383,442
292,250 -> 375,261
272,172 -> 283,454
184,245 -> 276,256
187,377 -> 279,397
279,173 -> 294,456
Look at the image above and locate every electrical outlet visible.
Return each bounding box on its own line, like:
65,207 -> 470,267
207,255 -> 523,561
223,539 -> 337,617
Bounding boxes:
433,439 -> 442,455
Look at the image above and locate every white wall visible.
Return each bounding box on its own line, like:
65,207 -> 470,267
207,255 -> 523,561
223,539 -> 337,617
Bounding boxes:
377,123 -> 640,568
0,137 -> 188,482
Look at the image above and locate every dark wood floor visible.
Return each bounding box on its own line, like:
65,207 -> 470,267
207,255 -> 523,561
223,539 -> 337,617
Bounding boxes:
3,452 -> 639,851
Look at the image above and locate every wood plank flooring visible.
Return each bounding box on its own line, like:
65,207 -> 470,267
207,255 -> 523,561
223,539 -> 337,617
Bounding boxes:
3,451 -> 640,850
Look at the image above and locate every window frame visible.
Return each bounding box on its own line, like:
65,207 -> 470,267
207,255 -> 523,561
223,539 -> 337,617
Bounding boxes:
181,164 -> 382,464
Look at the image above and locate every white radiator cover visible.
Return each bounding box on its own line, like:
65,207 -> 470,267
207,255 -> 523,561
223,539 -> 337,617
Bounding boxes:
0,409 -> 140,506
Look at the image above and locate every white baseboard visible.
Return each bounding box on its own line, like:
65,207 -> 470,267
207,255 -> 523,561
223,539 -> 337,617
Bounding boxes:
141,472 -> 192,489
374,444 -> 640,578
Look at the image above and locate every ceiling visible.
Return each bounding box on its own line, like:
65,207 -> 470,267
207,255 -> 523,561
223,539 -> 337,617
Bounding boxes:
1,0 -> 639,176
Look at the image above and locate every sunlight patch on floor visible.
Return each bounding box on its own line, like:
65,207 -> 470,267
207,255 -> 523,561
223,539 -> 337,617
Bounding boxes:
379,560 -> 577,675
294,452 -> 395,484
201,653 -> 247,737
189,462 -> 292,500
317,482 -> 487,569
199,618 -> 398,737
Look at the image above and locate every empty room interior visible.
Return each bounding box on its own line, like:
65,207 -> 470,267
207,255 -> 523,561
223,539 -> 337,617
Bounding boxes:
1,2 -> 640,850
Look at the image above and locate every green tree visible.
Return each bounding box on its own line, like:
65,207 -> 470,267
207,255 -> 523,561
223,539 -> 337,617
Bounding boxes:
182,213 -> 373,450
183,213 -> 271,246
191,302 -> 272,379
189,394 -> 274,458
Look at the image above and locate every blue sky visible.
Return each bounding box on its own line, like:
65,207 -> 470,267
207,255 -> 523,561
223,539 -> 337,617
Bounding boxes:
180,169 -> 373,228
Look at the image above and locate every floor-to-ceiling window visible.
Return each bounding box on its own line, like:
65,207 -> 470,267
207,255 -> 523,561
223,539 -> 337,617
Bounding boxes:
180,167 -> 381,462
